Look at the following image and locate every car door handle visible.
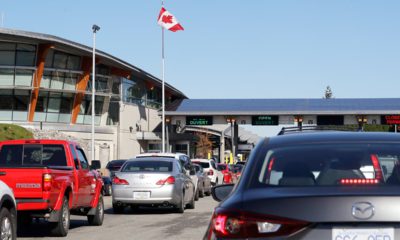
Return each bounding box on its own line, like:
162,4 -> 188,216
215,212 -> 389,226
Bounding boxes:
0,172 -> 6,176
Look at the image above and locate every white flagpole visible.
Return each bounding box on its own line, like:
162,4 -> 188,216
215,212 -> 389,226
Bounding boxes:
161,0 -> 166,153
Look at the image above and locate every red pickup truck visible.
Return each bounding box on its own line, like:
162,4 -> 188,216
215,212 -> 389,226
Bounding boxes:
0,139 -> 104,237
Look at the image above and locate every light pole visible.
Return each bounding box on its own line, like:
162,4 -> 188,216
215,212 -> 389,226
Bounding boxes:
91,24 -> 100,163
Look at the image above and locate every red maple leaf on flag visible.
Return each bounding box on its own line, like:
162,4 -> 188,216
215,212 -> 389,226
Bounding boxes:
162,15 -> 174,24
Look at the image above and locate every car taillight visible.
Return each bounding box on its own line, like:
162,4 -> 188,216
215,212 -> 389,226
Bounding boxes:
156,176 -> 175,185
43,173 -> 52,191
340,178 -> 379,185
370,154 -> 384,182
209,169 -> 214,176
207,208 -> 309,239
112,176 -> 129,185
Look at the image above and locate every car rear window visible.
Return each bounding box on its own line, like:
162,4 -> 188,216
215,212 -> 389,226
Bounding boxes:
121,161 -> 173,172
0,144 -> 67,167
193,161 -> 210,169
217,164 -> 227,171
258,143 -> 400,186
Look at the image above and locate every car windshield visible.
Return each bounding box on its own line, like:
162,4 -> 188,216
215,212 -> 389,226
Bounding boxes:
258,143 -> 400,186
121,161 -> 172,173
193,161 -> 209,169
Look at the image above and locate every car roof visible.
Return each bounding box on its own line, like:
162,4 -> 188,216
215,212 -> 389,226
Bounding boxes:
135,153 -> 188,158
268,131 -> 400,147
192,159 -> 212,162
128,157 -> 176,162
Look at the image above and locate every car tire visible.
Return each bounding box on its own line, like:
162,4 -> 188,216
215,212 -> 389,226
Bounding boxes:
112,203 -> 125,214
51,197 -> 70,237
0,207 -> 16,240
194,188 -> 199,201
88,194 -> 104,226
199,185 -> 205,198
186,190 -> 195,209
175,192 -> 185,214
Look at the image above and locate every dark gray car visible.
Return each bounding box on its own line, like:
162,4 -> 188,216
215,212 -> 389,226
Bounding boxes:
206,132 -> 400,239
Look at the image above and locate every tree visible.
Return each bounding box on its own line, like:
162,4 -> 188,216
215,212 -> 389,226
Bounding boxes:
324,86 -> 333,99
195,133 -> 213,158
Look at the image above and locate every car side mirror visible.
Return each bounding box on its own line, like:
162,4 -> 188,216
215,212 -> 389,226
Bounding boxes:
212,184 -> 234,202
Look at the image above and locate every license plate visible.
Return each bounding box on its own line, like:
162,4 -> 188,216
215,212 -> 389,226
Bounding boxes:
332,228 -> 394,240
133,191 -> 150,200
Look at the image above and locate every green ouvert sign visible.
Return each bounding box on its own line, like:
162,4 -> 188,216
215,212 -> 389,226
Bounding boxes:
252,115 -> 279,125
186,116 -> 213,126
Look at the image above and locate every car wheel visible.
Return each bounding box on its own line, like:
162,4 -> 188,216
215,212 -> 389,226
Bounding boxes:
186,190 -> 195,209
51,197 -> 70,237
88,194 -> 104,226
175,192 -> 185,214
194,188 -> 199,201
0,207 -> 16,240
112,203 -> 125,214
199,185 -> 205,198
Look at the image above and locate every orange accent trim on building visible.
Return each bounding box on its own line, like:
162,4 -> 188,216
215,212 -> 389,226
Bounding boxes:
28,44 -> 52,122
71,57 -> 92,124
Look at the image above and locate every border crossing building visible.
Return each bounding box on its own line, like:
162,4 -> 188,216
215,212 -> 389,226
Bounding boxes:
0,28 -> 186,165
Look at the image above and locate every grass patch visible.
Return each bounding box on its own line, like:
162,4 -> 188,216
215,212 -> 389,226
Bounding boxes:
0,124 -> 33,141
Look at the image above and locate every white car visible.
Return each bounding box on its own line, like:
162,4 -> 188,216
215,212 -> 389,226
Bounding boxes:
0,180 -> 17,240
191,159 -> 223,185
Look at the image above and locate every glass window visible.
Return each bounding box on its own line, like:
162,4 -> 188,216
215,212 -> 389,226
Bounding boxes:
76,148 -> 89,170
95,96 -> 104,114
16,51 -> 35,66
122,78 -> 145,105
96,77 -> 109,93
67,56 -> 80,70
0,69 -> 14,86
0,43 -> 15,51
60,95 -> 73,113
36,92 -> 48,112
50,72 -> 64,89
41,145 -> 67,166
40,74 -> 51,88
70,144 -> 80,170
122,161 -> 173,172
63,73 -> 77,90
44,50 -> 54,68
15,69 -> 33,86
14,90 -> 29,111
47,97 -> 61,113
0,145 -> 23,166
0,51 -> 15,65
257,143 -> 400,187
16,44 -> 36,52
0,90 -> 13,110
53,52 -> 68,69
23,145 -> 42,165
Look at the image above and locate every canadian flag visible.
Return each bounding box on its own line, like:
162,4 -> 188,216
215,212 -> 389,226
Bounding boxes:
157,7 -> 184,32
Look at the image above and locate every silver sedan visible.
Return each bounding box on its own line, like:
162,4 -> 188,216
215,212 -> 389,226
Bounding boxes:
112,157 -> 195,213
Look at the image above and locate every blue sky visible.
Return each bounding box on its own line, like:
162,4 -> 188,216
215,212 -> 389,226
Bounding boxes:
2,1 -> 400,136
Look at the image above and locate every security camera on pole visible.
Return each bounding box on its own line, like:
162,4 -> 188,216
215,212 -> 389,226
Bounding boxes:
91,24 -> 100,162
157,2 -> 184,152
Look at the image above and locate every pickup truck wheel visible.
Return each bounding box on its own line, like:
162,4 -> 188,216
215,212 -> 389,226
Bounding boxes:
88,195 -> 104,226
0,208 -> 16,240
51,197 -> 70,237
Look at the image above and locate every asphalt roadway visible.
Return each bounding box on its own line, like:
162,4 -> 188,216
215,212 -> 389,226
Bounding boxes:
18,195 -> 218,240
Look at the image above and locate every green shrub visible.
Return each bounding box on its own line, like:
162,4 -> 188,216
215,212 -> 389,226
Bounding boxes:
0,124 -> 33,141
